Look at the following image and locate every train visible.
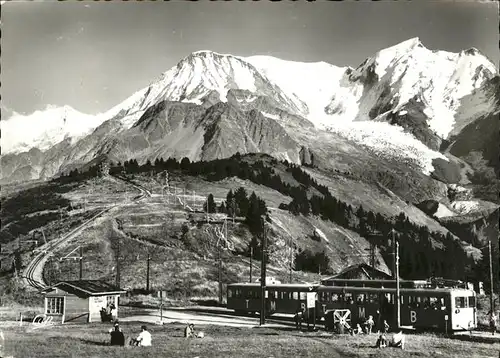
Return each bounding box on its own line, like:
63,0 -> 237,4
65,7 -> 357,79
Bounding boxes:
226,282 -> 477,332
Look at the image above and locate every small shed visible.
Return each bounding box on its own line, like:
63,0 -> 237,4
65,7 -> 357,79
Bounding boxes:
321,263 -> 393,284
43,280 -> 125,324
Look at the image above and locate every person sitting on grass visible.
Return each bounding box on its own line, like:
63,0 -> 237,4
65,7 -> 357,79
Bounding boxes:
375,333 -> 388,348
352,323 -> 363,335
108,321 -> 122,333
110,325 -> 125,346
184,323 -> 196,338
389,331 -> 405,349
130,325 -> 152,347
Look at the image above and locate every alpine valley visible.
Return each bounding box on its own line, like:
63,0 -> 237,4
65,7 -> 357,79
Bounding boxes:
1,38 -> 499,302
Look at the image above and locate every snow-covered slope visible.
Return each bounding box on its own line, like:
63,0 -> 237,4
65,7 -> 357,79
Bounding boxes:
344,37 -> 498,138
1,105 -> 107,154
246,56 -> 347,126
107,51 -> 309,130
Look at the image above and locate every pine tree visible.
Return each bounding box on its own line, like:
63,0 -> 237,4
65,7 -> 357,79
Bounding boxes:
203,194 -> 216,213
234,187 -> 249,217
226,190 -> 235,218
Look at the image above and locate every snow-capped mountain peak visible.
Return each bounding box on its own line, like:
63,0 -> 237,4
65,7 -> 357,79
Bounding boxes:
1,105 -> 107,154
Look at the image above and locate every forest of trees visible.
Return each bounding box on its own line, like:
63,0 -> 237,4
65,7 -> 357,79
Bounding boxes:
59,154 -> 494,284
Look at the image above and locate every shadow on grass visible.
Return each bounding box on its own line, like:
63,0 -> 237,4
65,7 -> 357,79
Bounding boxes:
79,338 -> 109,346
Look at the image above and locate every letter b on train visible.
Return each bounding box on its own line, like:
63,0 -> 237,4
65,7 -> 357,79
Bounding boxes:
410,310 -> 417,323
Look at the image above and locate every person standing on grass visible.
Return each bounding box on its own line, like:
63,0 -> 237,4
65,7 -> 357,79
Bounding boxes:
490,313 -> 498,335
382,320 -> 390,334
110,304 -> 118,321
132,325 -> 152,347
364,315 -> 375,334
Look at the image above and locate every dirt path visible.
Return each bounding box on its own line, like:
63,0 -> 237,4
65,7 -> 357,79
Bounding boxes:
120,307 -> 293,329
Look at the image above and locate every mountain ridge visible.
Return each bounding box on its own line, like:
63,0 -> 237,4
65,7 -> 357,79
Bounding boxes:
1,38 -> 498,195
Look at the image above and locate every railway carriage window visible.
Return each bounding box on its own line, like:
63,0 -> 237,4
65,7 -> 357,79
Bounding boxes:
423,297 -> 432,309
345,293 -> 354,304
331,294 -> 339,302
293,292 -> 299,300
455,297 -> 466,309
326,292 -> 331,302
299,292 -> 306,300
408,296 -> 417,308
367,294 -> 379,304
228,289 -> 233,298
468,296 -> 476,308
438,297 -> 446,310
429,297 -> 438,309
356,294 -> 365,304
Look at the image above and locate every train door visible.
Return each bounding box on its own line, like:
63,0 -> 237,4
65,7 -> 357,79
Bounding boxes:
379,292 -> 394,327
266,290 -> 277,315
450,292 -> 476,331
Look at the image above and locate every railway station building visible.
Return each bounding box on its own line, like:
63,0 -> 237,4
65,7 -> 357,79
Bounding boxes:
42,280 -> 126,324
321,263 -> 393,284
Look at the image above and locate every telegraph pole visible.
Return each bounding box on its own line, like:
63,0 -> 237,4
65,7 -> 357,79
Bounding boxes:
218,246 -> 223,305
250,245 -> 253,283
146,253 -> 151,292
116,239 -> 121,288
79,246 -> 83,280
488,240 -> 494,321
260,220 -> 267,326
394,229 -> 401,329
289,236 -> 293,284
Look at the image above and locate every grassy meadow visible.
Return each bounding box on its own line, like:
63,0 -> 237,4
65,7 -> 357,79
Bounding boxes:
2,321 -> 499,358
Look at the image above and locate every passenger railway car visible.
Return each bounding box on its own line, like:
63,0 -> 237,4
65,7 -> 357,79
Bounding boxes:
317,286 -> 477,331
226,283 -> 318,315
227,283 -> 477,332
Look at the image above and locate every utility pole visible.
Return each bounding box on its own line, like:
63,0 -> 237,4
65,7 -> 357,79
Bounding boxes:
146,253 -> 151,292
250,245 -> 253,283
260,220 -> 267,326
218,246 -> 223,305
289,236 -> 293,284
232,197 -> 236,224
488,240 -> 494,322
116,238 -> 121,288
394,229 -> 401,330
206,195 -> 209,223
79,246 -> 83,280
369,242 -> 376,269
160,290 -> 163,322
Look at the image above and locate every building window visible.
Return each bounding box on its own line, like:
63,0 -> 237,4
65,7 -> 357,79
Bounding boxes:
47,297 -> 64,314
106,296 -> 115,306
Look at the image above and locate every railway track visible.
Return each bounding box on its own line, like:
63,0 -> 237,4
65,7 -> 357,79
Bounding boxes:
22,175 -> 150,291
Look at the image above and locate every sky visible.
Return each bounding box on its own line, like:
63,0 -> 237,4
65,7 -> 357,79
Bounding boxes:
2,0 -> 499,116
